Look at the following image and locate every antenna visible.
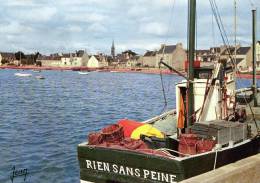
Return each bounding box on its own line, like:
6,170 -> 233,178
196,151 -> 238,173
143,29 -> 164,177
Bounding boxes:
234,0 -> 237,82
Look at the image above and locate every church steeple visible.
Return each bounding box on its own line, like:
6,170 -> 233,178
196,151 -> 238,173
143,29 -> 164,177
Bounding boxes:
111,40 -> 115,59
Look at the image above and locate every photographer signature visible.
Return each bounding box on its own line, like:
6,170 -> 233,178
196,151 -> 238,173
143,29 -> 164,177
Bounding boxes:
10,166 -> 28,183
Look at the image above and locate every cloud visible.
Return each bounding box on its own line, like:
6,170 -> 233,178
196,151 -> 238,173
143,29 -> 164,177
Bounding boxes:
117,42 -> 160,53
0,22 -> 33,34
11,7 -> 57,22
139,22 -> 168,36
0,0 -> 258,54
65,13 -> 107,23
126,0 -> 171,8
88,23 -> 107,33
127,7 -> 147,17
4,0 -> 37,7
56,0 -> 116,6
67,26 -> 82,33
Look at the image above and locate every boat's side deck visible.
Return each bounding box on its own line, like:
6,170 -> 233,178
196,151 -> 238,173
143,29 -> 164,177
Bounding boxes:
78,145 -> 184,183
78,137 -> 260,183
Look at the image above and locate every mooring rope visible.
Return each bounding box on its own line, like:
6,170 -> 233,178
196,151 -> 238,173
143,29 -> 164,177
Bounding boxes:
159,61 -> 168,113
213,149 -> 218,170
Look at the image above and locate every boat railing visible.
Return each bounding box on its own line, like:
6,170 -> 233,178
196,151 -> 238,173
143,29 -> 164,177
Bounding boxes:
155,148 -> 190,159
236,87 -> 260,93
143,109 -> 176,124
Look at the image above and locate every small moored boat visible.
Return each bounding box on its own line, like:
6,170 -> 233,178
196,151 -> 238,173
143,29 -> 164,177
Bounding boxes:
14,73 -> 32,77
35,75 -> 45,79
78,71 -> 89,75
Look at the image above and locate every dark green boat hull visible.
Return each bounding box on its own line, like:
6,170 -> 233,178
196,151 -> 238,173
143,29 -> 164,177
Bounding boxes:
78,137 -> 260,183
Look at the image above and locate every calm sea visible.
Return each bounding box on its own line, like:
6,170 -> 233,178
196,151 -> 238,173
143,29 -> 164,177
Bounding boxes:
0,69 -> 258,183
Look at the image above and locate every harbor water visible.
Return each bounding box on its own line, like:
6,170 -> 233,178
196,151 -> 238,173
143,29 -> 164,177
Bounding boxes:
0,69 -> 259,183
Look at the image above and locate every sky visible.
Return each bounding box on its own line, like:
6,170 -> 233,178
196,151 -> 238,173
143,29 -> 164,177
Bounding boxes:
0,0 -> 259,55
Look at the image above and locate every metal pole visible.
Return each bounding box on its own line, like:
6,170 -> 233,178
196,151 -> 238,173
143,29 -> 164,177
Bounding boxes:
187,0 -> 196,127
159,60 -> 193,81
252,9 -> 257,107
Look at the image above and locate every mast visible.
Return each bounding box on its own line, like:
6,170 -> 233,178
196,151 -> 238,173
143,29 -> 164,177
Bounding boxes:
187,0 -> 196,127
252,8 -> 257,107
234,0 -> 237,81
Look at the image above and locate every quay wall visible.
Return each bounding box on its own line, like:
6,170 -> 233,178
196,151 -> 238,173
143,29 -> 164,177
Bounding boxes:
180,153 -> 260,183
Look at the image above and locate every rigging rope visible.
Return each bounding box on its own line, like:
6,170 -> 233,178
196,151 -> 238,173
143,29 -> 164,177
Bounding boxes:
195,5 -> 198,60
159,62 -> 168,113
213,149 -> 218,170
212,7 -> 216,48
164,0 -> 176,44
159,0 -> 176,113
209,0 -> 236,68
209,0 -> 258,129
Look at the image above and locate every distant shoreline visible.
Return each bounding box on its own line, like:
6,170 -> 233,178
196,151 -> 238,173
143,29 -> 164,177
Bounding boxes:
1,65 -> 260,79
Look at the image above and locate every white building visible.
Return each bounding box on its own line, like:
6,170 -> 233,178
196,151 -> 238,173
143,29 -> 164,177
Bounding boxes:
38,51 -> 89,67
61,53 -> 89,67
87,55 -> 108,68
87,56 -> 99,68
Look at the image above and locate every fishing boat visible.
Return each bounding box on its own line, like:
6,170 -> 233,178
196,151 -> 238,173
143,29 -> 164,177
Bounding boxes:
14,73 -> 32,77
78,1 -> 260,183
35,75 -> 45,79
78,71 -> 89,75
235,8 -> 260,119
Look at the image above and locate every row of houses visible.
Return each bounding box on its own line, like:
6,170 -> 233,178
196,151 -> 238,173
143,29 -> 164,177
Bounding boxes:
0,51 -> 40,66
0,50 -> 109,68
196,43 -> 260,72
0,52 -> 16,65
140,41 -> 260,71
38,49 -> 141,69
37,51 -> 91,67
140,43 -> 186,70
1,41 -> 260,71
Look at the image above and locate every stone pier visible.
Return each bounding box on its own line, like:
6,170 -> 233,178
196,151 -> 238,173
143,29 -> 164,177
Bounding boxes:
180,153 -> 260,183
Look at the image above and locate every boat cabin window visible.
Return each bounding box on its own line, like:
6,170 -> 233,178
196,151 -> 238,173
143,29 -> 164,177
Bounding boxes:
194,68 -> 213,79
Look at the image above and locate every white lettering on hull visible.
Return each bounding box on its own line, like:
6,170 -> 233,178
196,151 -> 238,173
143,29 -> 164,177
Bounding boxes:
85,160 -> 177,183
